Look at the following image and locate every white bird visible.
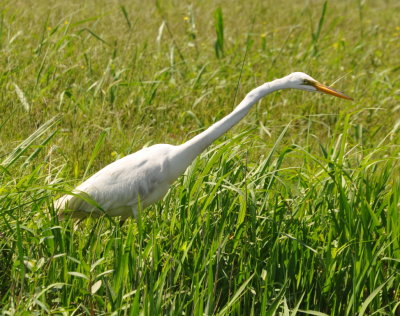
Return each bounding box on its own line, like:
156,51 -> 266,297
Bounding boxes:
56,72 -> 352,221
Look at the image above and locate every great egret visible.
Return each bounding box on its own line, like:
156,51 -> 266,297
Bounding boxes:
56,72 -> 352,220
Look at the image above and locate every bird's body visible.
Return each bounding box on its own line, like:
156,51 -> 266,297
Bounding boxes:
57,144 -> 177,219
56,72 -> 352,219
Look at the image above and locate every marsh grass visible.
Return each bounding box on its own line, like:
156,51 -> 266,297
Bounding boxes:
1,0 -> 399,314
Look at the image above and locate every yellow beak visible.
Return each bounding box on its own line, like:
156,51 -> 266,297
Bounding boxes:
312,82 -> 353,101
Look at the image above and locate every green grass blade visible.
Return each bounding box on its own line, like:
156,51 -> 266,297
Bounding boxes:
82,130 -> 108,179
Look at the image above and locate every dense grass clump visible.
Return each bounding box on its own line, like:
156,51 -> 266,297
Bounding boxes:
1,0 -> 400,314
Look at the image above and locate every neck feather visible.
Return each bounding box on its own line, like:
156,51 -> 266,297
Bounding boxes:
172,78 -> 285,172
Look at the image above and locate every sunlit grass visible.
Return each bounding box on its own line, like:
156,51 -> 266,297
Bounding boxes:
1,0 -> 399,314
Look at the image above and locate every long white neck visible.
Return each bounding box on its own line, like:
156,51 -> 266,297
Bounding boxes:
172,78 -> 286,173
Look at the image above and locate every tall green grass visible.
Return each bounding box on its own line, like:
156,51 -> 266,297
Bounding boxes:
1,0 -> 399,314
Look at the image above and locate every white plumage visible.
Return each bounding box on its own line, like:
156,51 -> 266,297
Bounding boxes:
55,72 -> 352,220
56,144 -> 177,219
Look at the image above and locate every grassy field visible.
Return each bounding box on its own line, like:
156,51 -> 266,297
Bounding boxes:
1,0 -> 400,314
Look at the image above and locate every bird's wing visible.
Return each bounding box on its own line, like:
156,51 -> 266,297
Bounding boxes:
56,144 -> 176,218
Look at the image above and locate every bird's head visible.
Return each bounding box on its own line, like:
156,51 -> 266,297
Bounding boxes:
283,72 -> 353,100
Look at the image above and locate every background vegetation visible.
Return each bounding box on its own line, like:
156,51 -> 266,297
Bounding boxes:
1,0 -> 399,314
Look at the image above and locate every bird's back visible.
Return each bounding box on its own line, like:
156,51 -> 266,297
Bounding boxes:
56,144 -> 177,219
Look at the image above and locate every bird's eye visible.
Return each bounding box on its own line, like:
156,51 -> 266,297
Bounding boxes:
302,79 -> 311,85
